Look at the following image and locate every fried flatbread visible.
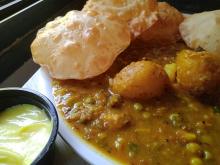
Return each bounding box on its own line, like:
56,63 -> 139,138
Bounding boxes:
31,10 -> 130,79
83,0 -> 158,39
138,2 -> 184,45
179,10 -> 220,55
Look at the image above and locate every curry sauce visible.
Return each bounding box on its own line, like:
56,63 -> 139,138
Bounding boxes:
52,42 -> 220,165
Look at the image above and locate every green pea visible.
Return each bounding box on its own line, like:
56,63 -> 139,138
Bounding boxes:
84,97 -> 95,104
74,102 -> 83,108
196,129 -> 206,135
186,143 -> 201,153
128,142 -> 138,157
142,112 -> 151,119
169,113 -> 182,127
133,103 -> 143,112
199,135 -> 213,145
213,106 -> 220,113
182,132 -> 197,142
190,157 -> 203,165
108,94 -> 121,107
203,150 -> 213,160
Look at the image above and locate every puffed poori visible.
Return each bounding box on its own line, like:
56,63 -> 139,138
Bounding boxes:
180,10 -> 220,55
31,10 -> 130,79
83,0 -> 158,39
138,2 -> 184,45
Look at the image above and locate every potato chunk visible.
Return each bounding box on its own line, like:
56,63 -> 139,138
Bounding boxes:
164,63 -> 177,83
99,111 -> 131,130
176,50 -> 220,95
110,61 -> 168,99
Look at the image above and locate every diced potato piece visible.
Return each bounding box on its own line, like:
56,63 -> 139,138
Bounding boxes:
164,63 -> 177,82
100,111 -> 131,130
176,50 -> 220,95
110,61 -> 169,100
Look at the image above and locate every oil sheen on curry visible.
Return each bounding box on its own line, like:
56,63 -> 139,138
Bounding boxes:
52,42 -> 220,165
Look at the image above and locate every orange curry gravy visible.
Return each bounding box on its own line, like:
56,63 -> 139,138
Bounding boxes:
52,42 -> 220,165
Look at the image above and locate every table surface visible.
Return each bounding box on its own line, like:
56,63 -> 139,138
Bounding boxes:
23,68 -> 89,165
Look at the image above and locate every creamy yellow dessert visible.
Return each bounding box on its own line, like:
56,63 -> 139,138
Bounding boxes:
0,104 -> 52,165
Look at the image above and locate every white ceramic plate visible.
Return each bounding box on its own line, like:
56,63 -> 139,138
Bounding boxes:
23,68 -> 120,165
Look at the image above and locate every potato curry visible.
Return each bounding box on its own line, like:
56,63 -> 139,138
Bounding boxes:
30,0 -> 220,164
52,42 -> 220,165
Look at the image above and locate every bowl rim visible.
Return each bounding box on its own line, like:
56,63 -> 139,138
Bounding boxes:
0,87 -> 59,164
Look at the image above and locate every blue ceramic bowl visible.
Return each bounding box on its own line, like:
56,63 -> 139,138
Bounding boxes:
0,88 -> 58,165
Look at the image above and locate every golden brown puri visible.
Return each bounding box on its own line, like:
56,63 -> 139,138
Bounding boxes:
31,10 -> 130,80
179,10 -> 220,55
176,50 -> 220,96
137,2 -> 184,45
83,0 -> 158,39
110,61 -> 169,100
